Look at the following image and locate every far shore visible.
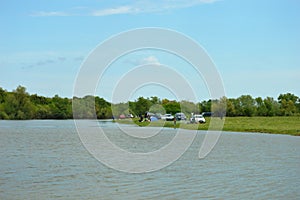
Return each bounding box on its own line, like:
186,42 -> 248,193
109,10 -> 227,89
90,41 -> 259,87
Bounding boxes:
115,116 -> 300,136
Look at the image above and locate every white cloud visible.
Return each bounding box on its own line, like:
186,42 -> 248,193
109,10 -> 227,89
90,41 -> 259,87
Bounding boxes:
140,56 -> 161,65
125,56 -> 161,66
31,0 -> 219,17
91,6 -> 136,16
91,0 -> 219,16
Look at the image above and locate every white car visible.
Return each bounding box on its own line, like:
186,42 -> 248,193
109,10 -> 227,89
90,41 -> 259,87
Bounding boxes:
190,114 -> 206,123
161,114 -> 174,121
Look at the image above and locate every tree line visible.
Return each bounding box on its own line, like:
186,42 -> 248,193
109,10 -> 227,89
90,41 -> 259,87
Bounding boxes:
0,85 -> 299,120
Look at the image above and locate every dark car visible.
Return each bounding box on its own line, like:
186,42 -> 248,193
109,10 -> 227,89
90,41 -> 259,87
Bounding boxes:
175,113 -> 187,121
202,112 -> 213,117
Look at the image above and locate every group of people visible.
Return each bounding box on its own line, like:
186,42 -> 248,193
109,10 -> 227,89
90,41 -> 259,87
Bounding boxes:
138,112 -> 177,129
138,112 -> 150,122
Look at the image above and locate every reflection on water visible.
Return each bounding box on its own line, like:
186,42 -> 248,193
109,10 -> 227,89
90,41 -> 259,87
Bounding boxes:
0,120 -> 299,199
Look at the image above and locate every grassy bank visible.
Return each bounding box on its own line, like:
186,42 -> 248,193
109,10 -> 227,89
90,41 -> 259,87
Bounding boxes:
116,116 -> 300,136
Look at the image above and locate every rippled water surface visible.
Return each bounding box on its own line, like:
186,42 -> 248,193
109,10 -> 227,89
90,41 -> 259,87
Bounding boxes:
0,120 -> 299,199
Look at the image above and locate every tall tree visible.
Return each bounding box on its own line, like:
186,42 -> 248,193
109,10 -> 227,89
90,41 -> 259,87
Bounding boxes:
95,96 -> 112,119
133,97 -> 151,115
163,101 -> 181,114
278,93 -> 298,104
0,87 -> 6,103
180,100 -> 199,116
5,86 -> 35,119
278,93 -> 298,116
210,97 -> 226,118
238,95 -> 256,116
264,97 -> 280,116
51,95 -> 72,119
226,98 -> 236,117
200,100 -> 212,113
255,97 -> 268,116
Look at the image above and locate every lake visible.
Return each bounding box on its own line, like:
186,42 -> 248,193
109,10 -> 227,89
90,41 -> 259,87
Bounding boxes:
0,120 -> 299,199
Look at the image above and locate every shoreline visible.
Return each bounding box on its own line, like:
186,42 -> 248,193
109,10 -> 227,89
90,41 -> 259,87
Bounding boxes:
115,116 -> 300,136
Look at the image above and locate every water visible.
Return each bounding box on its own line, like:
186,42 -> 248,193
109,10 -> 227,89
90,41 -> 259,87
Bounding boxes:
0,120 -> 299,199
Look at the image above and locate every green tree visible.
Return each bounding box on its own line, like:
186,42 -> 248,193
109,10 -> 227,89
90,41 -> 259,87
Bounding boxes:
30,94 -> 50,105
3,93 -> 17,119
3,86 -> 35,119
211,97 -> 227,118
0,110 -> 9,119
34,105 -> 51,119
280,99 -> 297,116
0,87 -> 6,103
163,101 -> 180,114
150,96 -> 160,105
72,96 -> 95,119
133,97 -> 151,115
278,93 -> 298,116
264,97 -> 280,116
149,104 -> 165,114
161,98 -> 169,105
238,95 -> 256,116
180,100 -> 199,116
255,97 -> 268,116
51,95 -> 72,119
278,93 -> 298,104
0,87 -> 8,119
200,100 -> 211,113
95,96 -> 112,119
226,98 -> 236,117
111,102 -> 131,118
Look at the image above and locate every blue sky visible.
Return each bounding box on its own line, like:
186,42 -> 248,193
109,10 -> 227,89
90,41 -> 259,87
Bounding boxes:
0,0 -> 299,102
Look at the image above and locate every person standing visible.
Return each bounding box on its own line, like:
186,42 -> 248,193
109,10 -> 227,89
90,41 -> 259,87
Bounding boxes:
173,117 -> 176,129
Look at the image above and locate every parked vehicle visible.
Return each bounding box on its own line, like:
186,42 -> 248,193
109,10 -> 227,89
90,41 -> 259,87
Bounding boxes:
161,114 -> 174,121
175,113 -> 187,121
202,112 -> 213,117
127,114 -> 134,118
190,114 -> 206,123
154,113 -> 162,119
119,114 -> 126,119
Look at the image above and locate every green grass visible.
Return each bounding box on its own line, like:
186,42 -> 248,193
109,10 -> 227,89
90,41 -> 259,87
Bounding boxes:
221,116 -> 300,136
116,116 -> 300,136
